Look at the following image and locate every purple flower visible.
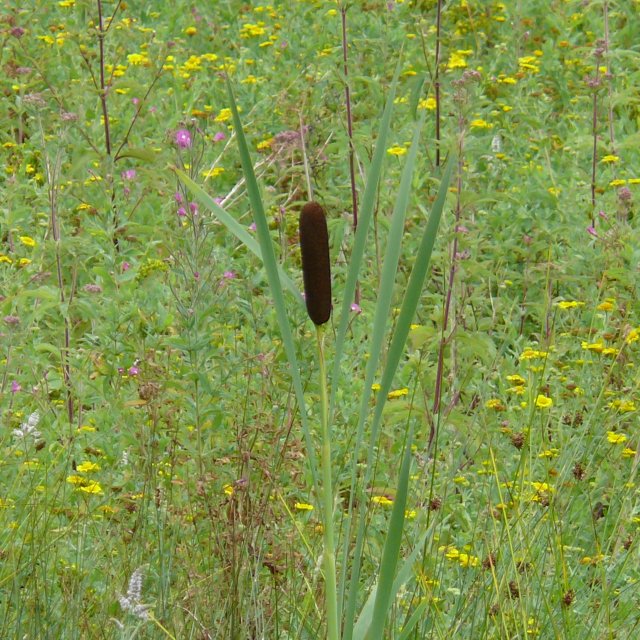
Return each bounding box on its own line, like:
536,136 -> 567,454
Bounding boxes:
132,97 -> 140,106
350,303 -> 362,314
189,202 -> 198,215
249,222 -> 257,232
213,131 -> 226,142
128,365 -> 140,376
587,225 -> 598,237
11,381 -> 21,394
3,315 -> 20,326
174,192 -> 183,204
214,197 -> 224,205
122,261 -> 131,272
177,207 -> 187,217
83,284 -> 102,294
121,169 -> 137,181
175,129 -> 192,149
223,270 -> 236,280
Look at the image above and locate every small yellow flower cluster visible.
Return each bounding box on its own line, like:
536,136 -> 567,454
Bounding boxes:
387,388 -> 408,400
470,119 -> 493,130
519,348 -> 548,360
556,300 -> 584,309
580,553 -> 606,566
446,50 -> 472,70
66,460 -> 103,495
518,56 -> 540,73
607,399 -> 636,413
418,97 -> 437,110
127,52 -> 150,66
438,545 -> 480,568
387,145 -> 408,157
485,398 -> 506,411
240,23 -> 267,38
606,431 -> 627,445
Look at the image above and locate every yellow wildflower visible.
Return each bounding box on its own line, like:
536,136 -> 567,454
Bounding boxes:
371,495 -> 394,506
387,145 -> 408,156
418,97 -> 437,110
470,119 -> 493,129
294,502 -> 314,511
19,236 -> 36,247
557,300 -> 584,309
535,394 -> 553,408
388,388 -> 409,399
78,481 -> 103,495
506,374 -> 526,385
214,108 -> 232,123
608,399 -> 636,413
597,299 -> 615,311
447,52 -> 468,69
519,348 -> 548,360
76,461 -> 100,473
625,328 -> 639,344
600,155 -> 619,163
485,398 -> 506,411
607,431 -> 627,445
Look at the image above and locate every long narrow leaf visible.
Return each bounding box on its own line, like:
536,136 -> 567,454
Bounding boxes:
364,425 -> 414,640
341,110 -> 425,635
345,152 -> 454,638
225,79 -> 319,488
329,63 -> 401,419
369,153 -> 454,438
352,528 -> 433,640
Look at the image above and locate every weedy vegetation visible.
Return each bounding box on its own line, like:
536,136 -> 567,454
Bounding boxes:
1,1 -> 639,638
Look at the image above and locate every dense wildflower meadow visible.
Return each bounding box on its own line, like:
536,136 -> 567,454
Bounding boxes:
1,0 -> 639,638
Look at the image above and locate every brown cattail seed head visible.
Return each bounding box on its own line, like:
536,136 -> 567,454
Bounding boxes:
299,202 -> 332,325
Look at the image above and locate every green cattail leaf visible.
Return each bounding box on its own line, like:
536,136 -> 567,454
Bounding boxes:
225,78 -> 319,489
365,425 -> 413,640
299,202 -> 332,325
344,151 -> 454,640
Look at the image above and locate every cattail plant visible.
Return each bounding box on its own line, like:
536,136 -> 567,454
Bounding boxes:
179,73 -> 452,640
299,202 -> 332,326
299,201 -> 338,640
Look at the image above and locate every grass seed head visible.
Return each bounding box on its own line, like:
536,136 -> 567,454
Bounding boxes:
299,202 -> 332,326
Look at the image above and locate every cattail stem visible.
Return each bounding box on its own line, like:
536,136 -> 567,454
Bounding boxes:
316,324 -> 339,640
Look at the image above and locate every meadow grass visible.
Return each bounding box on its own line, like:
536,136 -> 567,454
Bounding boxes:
1,1 -> 639,638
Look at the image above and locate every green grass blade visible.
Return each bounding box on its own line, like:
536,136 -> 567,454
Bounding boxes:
173,167 -> 302,304
396,600 -> 429,640
364,425 -> 414,640
225,79 -> 319,488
